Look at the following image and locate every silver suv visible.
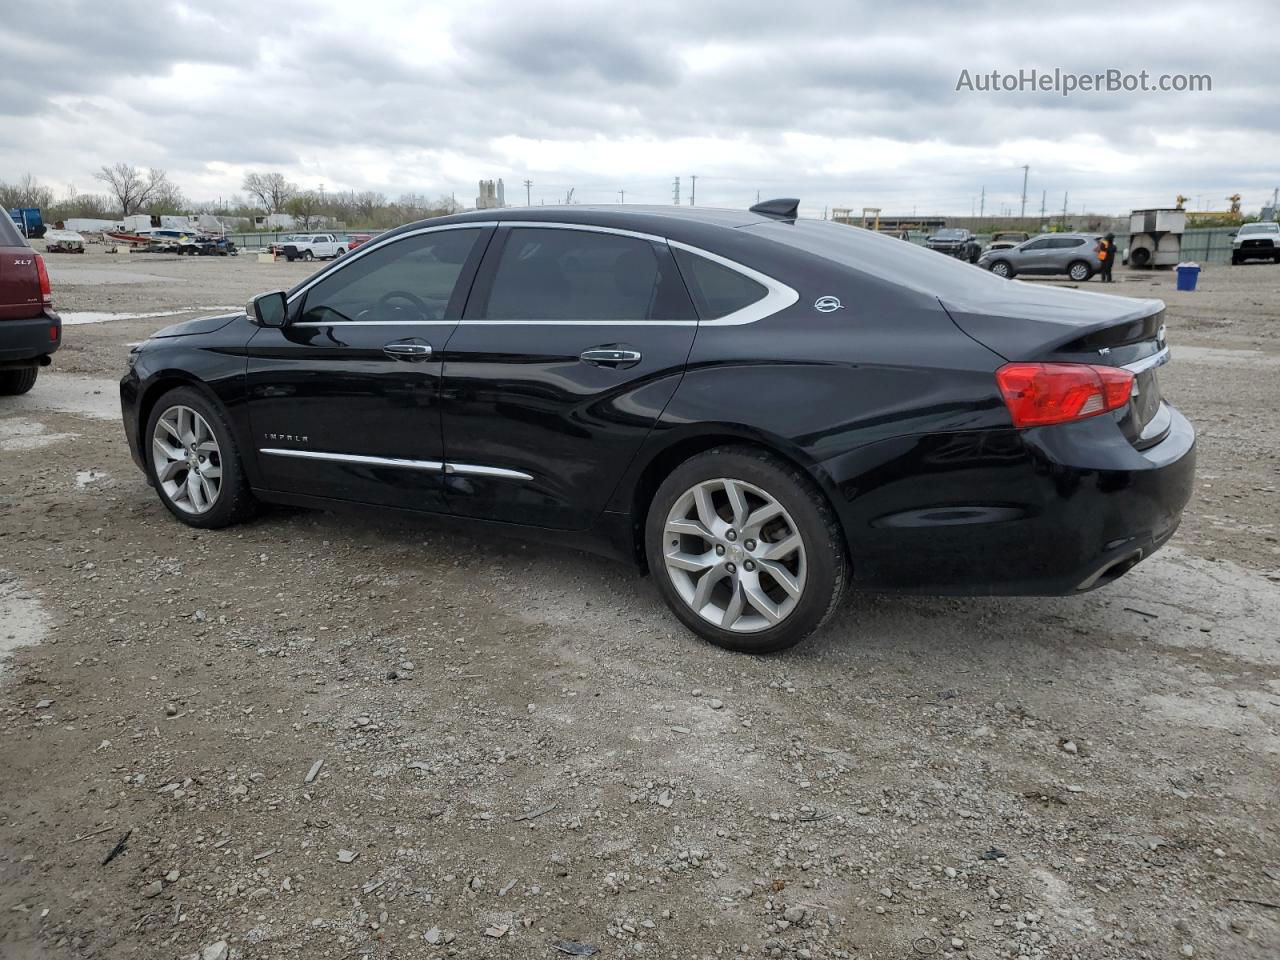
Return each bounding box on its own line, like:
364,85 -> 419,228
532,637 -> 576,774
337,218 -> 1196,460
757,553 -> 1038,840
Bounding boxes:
977,233 -> 1103,281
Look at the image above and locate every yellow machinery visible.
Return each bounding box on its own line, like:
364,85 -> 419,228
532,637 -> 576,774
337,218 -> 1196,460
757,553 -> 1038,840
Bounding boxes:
1176,193 -> 1244,223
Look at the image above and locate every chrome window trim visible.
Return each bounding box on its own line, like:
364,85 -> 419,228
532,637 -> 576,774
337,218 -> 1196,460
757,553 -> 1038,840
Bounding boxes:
260,448 -> 443,472
282,219 -> 798,328
667,239 -> 799,326
1123,346 -> 1170,375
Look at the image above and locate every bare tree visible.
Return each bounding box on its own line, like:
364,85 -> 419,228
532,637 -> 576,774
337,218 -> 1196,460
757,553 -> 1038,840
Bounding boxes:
0,173 -> 55,210
242,172 -> 297,214
284,190 -> 322,229
93,163 -> 172,216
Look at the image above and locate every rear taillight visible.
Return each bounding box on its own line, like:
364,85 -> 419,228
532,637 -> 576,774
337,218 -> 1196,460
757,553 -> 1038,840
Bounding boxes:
34,254 -> 52,305
996,362 -> 1134,428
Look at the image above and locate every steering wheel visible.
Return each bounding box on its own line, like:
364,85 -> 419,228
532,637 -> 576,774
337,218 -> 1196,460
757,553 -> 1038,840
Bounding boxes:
376,290 -> 434,321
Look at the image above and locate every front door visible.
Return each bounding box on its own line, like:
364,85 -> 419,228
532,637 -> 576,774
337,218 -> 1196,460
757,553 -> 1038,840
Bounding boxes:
245,225 -> 492,511
439,224 -> 698,530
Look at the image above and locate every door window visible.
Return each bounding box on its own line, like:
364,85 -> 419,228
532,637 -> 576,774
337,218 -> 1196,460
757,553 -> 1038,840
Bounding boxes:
298,229 -> 481,324
1021,238 -> 1053,250
482,228 -> 679,321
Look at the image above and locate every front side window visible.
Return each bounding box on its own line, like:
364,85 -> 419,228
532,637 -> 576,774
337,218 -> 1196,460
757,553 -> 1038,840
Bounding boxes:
672,247 -> 767,320
483,228 -> 667,321
298,229 -> 481,324
1022,238 -> 1053,250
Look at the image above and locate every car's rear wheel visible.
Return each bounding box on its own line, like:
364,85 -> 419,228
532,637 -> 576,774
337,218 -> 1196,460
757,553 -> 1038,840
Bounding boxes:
990,260 -> 1014,278
645,446 -> 846,653
1068,260 -> 1093,281
303,250 -> 314,262
146,387 -> 256,529
0,366 -> 38,395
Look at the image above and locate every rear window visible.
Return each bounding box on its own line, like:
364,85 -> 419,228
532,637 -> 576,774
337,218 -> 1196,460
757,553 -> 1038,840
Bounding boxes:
0,212 -> 27,247
673,247 -> 767,320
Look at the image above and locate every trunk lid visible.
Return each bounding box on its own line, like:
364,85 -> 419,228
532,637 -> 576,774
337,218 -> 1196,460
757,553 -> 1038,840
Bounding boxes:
941,284 -> 1170,449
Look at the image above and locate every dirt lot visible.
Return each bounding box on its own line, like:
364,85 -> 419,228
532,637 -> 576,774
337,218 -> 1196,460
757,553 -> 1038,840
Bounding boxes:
1,248 -> 1278,960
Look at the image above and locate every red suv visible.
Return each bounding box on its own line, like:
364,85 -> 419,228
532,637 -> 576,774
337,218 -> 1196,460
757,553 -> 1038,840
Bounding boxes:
0,212 -> 59,394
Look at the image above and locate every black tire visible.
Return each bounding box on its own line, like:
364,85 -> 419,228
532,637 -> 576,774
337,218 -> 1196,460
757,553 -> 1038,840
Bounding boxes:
145,386 -> 257,529
990,259 -> 1014,279
286,254 -> 296,262
645,446 -> 847,654
1067,260 -> 1093,282
0,366 -> 38,395
1130,246 -> 1151,268
303,250 -> 314,262
336,247 -> 346,257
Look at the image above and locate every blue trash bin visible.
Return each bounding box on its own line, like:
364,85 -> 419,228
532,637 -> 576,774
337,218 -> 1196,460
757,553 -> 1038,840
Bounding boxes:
1176,262 -> 1200,291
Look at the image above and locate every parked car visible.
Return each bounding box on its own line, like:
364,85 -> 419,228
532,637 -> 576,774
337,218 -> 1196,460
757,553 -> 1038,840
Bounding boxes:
978,233 -> 1103,280
1230,221 -> 1280,264
984,231 -> 1030,253
346,233 -> 374,251
120,201 -> 1194,652
280,233 -> 346,262
0,210 -> 59,394
925,227 -> 981,262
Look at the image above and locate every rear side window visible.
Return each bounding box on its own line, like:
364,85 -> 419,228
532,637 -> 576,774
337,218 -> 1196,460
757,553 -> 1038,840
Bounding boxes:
1049,237 -> 1086,248
672,247 -> 767,320
482,228 -> 684,321
0,212 -> 27,246
298,228 -> 481,324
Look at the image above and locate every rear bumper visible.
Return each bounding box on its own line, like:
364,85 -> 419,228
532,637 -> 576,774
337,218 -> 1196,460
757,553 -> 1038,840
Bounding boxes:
0,309 -> 61,365
823,405 -> 1196,595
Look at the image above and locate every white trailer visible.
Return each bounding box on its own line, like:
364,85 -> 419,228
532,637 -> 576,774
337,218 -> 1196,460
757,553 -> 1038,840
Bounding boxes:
1127,208 -> 1186,268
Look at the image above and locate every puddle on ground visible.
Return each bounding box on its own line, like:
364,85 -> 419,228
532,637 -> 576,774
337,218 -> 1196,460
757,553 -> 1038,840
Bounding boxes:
75,469 -> 110,489
0,571 -> 49,684
0,374 -> 122,420
0,418 -> 78,452
61,306 -> 240,325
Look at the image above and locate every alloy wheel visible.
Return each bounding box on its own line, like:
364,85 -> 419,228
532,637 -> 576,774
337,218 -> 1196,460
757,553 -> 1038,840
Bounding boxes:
152,405 -> 223,514
1069,262 -> 1089,281
992,262 -> 1010,277
663,478 -> 807,633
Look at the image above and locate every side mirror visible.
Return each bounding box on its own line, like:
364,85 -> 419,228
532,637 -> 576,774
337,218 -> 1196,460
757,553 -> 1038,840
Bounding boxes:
248,291 -> 288,328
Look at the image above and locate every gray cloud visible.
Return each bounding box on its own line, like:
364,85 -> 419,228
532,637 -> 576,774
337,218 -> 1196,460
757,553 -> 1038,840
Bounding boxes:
0,0 -> 1273,215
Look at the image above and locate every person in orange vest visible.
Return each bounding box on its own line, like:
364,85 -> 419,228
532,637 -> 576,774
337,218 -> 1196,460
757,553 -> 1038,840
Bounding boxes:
1098,232 -> 1116,283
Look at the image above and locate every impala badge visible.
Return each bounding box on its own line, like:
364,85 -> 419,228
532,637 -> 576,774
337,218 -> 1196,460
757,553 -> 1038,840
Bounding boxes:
814,296 -> 844,313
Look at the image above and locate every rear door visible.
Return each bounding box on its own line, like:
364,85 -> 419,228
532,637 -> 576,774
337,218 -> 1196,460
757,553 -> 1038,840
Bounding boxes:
438,223 -> 697,529
244,225 -> 492,511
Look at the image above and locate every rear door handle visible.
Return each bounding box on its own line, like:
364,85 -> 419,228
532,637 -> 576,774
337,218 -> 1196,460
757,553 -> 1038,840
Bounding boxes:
383,341 -> 433,361
580,346 -> 642,367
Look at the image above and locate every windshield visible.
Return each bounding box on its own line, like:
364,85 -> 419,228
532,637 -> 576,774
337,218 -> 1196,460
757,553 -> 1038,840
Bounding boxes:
1240,223 -> 1278,234
933,229 -> 964,239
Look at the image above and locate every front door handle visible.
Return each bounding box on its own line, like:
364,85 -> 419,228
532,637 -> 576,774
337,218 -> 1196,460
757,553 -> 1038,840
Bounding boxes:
383,341 -> 433,361
580,346 -> 642,368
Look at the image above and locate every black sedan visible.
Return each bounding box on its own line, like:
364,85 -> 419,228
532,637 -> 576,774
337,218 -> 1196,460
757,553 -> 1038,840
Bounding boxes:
120,200 -> 1195,653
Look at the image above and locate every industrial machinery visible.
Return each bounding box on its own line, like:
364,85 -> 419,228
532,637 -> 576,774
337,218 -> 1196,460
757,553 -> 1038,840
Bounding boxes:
1128,208 -> 1186,268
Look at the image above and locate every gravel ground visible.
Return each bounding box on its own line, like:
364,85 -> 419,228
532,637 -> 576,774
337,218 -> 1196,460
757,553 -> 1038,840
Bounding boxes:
1,247 -> 1278,960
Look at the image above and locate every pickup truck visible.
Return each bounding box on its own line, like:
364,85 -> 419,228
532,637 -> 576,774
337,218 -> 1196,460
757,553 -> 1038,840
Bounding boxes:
279,233 -> 347,262
0,210 -> 59,394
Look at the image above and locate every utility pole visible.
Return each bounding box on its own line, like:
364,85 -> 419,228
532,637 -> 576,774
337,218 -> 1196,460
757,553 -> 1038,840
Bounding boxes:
1061,191 -> 1069,228
755,189 -> 760,204
1019,165 -> 1029,219
618,189 -> 625,204
1040,189 -> 1046,222
689,175 -> 697,206
672,177 -> 680,205
523,179 -> 532,205
979,186 -> 985,218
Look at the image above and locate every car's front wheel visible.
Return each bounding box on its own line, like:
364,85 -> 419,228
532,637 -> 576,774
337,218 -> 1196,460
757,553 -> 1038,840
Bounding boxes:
303,250 -> 314,262
645,446 -> 846,653
990,260 -> 1014,278
146,387 -> 256,529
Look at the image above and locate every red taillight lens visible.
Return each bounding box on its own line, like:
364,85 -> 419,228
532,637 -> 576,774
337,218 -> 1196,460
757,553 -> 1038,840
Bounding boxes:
995,362 -> 1134,428
34,254 -> 52,305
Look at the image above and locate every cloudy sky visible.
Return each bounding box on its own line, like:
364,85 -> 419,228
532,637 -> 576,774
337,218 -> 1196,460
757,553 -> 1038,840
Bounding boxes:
1,0 -> 1273,217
